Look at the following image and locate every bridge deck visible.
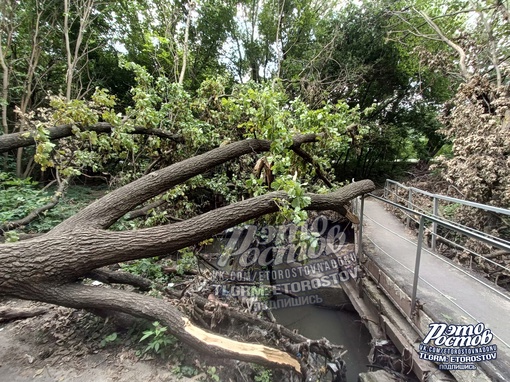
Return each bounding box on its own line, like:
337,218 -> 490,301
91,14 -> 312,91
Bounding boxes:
362,197 -> 510,381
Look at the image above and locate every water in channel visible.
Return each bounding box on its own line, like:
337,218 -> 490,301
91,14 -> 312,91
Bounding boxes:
206,217 -> 373,381
272,305 -> 372,382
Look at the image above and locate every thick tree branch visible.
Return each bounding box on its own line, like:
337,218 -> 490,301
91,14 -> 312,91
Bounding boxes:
0,180 -> 374,287
0,305 -> 50,323
54,135 -> 319,231
13,283 -> 302,373
87,268 -> 152,291
291,146 -> 333,187
171,290 -> 343,359
129,180 -> 369,255
0,122 -> 184,153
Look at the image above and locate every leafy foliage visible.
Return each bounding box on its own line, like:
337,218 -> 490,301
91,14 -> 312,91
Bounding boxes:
139,321 -> 176,357
254,366 -> 273,382
121,258 -> 167,282
99,332 -> 119,348
175,248 -> 198,275
0,175 -> 103,234
206,366 -> 221,382
435,76 -> 510,209
0,173 -> 51,224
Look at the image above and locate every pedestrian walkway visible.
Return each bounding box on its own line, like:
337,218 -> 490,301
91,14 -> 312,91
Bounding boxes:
362,197 -> 510,381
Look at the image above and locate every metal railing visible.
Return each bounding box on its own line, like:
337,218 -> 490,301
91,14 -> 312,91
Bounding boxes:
354,180 -> 510,314
384,179 -> 510,252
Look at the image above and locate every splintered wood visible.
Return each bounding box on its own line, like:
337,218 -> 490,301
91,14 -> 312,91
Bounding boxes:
182,317 -> 301,373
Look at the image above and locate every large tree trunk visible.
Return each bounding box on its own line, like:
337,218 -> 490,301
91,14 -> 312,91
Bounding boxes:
0,136 -> 375,377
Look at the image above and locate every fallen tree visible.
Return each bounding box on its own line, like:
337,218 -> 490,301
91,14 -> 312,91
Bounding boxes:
0,136 -> 375,378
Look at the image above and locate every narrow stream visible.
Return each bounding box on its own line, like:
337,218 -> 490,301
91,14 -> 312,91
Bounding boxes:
272,305 -> 372,382
205,217 -> 373,381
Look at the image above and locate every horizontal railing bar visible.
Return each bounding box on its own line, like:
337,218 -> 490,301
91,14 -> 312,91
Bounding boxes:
432,213 -> 510,246
434,231 -> 510,272
384,183 -> 510,246
382,203 -> 510,271
385,189 -> 433,215
386,187 -> 510,246
386,179 -> 510,216
363,214 -> 510,302
369,193 -> 510,252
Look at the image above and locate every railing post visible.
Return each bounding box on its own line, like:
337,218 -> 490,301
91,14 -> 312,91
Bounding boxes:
357,195 -> 365,256
432,197 -> 438,251
407,188 -> 413,227
384,180 -> 388,199
411,215 -> 425,314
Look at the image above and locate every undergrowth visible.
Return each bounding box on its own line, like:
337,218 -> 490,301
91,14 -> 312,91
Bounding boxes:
0,173 -> 106,235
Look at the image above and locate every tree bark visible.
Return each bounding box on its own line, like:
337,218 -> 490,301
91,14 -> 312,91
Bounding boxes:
0,0 -> 15,137
87,268 -> 152,291
14,283 -> 301,372
0,180 -> 374,289
0,305 -> 49,323
0,122 -> 183,153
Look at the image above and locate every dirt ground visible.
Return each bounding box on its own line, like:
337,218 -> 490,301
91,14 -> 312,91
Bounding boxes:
0,299 -> 208,382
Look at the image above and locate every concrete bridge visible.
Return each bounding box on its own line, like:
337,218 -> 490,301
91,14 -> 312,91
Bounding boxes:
343,180 -> 510,382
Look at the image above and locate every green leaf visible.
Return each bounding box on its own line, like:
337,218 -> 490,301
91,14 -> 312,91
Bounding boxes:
139,331 -> 153,342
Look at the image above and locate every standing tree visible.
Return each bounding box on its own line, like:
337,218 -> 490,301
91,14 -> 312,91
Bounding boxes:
0,0 -> 15,137
388,0 -> 510,207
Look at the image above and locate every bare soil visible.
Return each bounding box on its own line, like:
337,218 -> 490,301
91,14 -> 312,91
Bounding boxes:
0,299 -> 203,382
